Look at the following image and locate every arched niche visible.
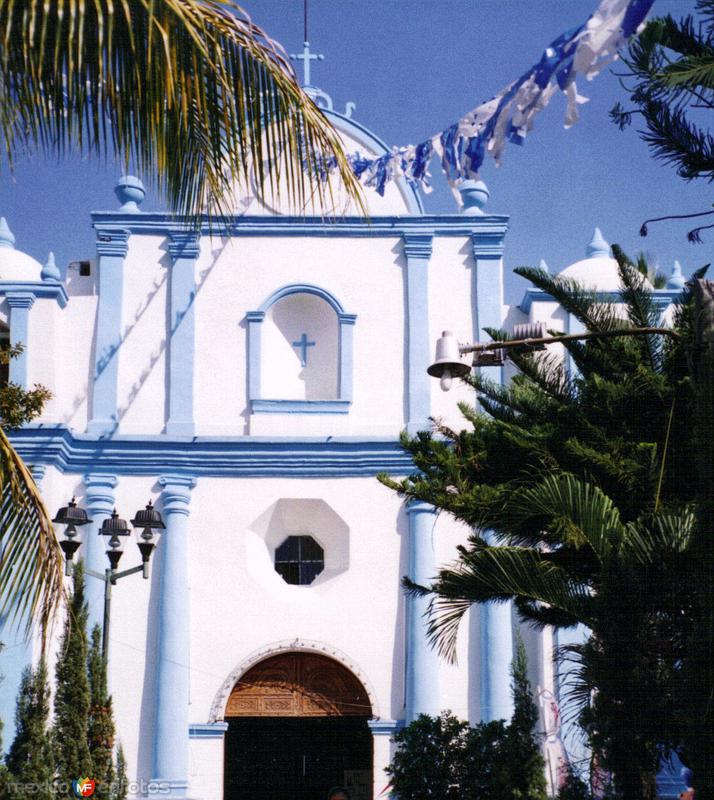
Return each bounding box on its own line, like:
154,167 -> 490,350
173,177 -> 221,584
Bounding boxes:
246,284 -> 356,414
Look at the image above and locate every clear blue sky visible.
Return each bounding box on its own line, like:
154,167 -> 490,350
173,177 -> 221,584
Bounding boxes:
0,0 -> 709,305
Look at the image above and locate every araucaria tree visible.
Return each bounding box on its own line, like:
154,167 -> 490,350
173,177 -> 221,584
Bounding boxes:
5,660 -> 54,800
53,562 -> 92,795
88,624 -> 116,800
381,254 -> 702,799
613,0 -> 714,242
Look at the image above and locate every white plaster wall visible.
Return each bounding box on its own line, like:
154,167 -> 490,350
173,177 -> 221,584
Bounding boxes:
188,738 -> 225,800
193,236 -> 406,437
116,236 -> 168,434
61,266 -> 99,431
26,298 -> 59,421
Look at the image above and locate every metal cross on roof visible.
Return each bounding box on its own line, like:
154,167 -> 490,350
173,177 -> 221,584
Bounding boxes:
290,41 -> 324,87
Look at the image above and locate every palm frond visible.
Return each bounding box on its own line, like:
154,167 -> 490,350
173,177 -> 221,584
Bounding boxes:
423,544 -> 591,661
493,474 -> 624,560
0,0 -> 364,220
0,426 -> 63,639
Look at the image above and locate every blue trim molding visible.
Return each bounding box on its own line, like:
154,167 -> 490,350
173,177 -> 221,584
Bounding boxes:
0,281 -> 68,308
519,287 -> 682,314
188,722 -> 229,739
403,232 -> 433,434
9,426 -> 414,477
88,226 -> 130,437
90,212 -> 509,241
166,231 -> 199,437
367,719 -> 404,736
248,283 -> 357,414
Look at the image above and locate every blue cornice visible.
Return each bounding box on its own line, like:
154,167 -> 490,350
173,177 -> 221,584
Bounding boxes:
0,282 -> 68,309
251,399 -> 351,415
188,723 -> 229,739
94,226 -> 130,257
89,212 -> 509,241
402,231 -> 434,260
519,287 -> 682,314
8,425 -> 415,477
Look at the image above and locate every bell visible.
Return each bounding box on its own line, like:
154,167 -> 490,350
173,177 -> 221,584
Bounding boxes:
427,331 -> 471,391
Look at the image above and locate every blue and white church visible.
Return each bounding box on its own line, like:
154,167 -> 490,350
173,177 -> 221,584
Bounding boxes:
0,50 -> 688,800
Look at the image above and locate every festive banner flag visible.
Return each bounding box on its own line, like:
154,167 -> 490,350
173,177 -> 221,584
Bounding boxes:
348,0 -> 655,197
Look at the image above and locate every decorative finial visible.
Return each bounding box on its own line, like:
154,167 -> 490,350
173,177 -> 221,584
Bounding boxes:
586,227 -> 611,258
666,259 -> 685,290
459,179 -> 489,216
290,41 -> 325,87
539,259 -> 550,274
41,251 -> 61,281
0,217 -> 16,250
114,175 -> 146,213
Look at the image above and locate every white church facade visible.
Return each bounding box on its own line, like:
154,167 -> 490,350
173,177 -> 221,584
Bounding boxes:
0,78 -> 688,800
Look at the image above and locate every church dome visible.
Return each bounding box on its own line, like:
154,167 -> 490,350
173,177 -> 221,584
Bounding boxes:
557,228 -> 651,292
0,217 -> 43,282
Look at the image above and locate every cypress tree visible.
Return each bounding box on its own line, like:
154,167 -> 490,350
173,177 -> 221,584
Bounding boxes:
112,744 -> 128,800
88,624 -> 115,800
53,562 -> 92,795
6,660 -> 54,800
506,636 -> 548,800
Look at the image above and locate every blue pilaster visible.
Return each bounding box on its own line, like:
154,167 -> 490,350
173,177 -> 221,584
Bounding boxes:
166,233 -> 199,437
470,228 -> 514,724
153,474 -> 196,798
83,474 -> 117,634
405,500 -> 439,721
88,227 -> 129,437
6,293 -> 34,389
479,593 -> 514,721
246,311 -> 264,402
403,232 -> 434,434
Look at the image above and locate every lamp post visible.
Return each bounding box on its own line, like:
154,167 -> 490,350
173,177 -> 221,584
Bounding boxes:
53,498 -> 165,664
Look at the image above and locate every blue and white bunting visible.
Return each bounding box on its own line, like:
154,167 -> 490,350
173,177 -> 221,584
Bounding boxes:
348,0 -> 655,198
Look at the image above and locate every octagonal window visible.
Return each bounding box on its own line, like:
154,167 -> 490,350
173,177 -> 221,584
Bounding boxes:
274,535 -> 324,585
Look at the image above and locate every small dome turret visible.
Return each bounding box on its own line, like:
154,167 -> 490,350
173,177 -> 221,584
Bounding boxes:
0,217 -> 44,282
666,260 -> 685,290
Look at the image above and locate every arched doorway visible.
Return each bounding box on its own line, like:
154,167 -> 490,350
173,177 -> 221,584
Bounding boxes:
224,652 -> 373,800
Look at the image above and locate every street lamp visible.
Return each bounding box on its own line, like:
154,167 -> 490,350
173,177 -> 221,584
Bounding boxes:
53,498 -> 165,662
428,325 -> 681,391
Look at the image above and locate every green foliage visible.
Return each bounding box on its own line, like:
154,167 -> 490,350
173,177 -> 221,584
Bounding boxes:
614,1 -> 714,241
556,766 -> 593,800
387,646 -> 546,800
6,660 -> 54,800
88,625 -> 115,800
507,637 -> 548,800
53,563 -> 92,796
382,260 -> 701,799
112,744 -> 128,800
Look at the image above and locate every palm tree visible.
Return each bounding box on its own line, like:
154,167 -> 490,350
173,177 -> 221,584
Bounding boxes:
0,0 -> 363,634
406,473 -> 694,800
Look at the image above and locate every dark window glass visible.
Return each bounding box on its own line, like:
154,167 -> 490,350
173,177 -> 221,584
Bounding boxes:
0,324 -> 10,388
275,535 -> 325,586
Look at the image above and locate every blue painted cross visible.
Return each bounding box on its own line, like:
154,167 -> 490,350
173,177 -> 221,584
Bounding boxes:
292,333 -> 316,367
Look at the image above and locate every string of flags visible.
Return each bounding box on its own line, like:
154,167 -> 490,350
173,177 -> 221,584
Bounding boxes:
345,0 -> 655,197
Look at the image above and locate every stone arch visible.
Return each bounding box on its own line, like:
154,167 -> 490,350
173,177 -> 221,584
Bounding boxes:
208,639 -> 380,722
